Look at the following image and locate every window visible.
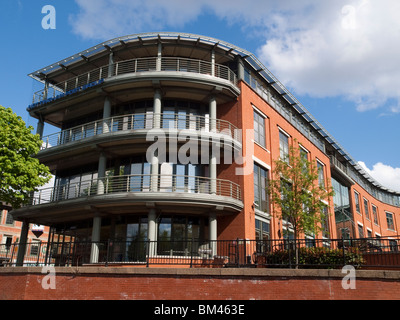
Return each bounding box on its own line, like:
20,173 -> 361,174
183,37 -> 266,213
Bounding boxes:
30,240 -> 41,257
357,224 -> 364,238
317,161 -> 325,187
5,212 -> 14,226
386,212 -> 395,230
254,164 -> 269,212
354,191 -> 360,213
300,147 -> 309,174
253,110 -> 266,147
364,198 -> 370,220
255,219 -> 270,241
279,130 -> 289,163
372,205 -> 379,225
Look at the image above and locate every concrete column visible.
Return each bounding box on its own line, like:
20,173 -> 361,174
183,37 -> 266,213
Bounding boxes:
211,49 -> 215,77
209,212 -> 217,257
108,52 -> 114,77
153,89 -> 162,129
209,96 -> 217,195
103,97 -> 112,133
90,215 -> 102,264
148,209 -> 157,256
237,57 -> 245,82
209,96 -> 217,132
16,221 -> 30,266
151,89 -> 162,192
36,117 -> 45,140
156,42 -> 162,71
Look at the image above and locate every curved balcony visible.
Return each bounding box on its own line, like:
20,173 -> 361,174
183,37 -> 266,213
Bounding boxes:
12,174 -> 243,225
30,57 -> 238,107
40,112 -> 241,154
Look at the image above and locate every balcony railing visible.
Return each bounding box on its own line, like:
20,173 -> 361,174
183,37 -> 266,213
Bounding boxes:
31,174 -> 242,206
32,57 -> 238,105
40,113 -> 240,150
3,237 -> 400,269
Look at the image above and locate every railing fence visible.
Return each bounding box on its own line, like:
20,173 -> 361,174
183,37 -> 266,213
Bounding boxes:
2,237 -> 400,270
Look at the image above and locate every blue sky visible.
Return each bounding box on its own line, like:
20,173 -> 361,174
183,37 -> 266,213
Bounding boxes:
1,0 -> 399,191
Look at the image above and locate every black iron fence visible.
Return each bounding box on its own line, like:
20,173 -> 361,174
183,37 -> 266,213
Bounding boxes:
1,237 -> 399,269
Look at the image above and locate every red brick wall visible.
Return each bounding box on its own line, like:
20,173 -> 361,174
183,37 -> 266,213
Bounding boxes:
1,267 -> 399,300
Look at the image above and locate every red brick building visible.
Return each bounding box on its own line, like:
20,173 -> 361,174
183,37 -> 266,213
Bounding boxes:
11,32 -> 400,265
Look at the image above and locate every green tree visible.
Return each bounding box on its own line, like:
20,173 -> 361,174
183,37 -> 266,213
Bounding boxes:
268,141 -> 334,266
0,106 -> 51,208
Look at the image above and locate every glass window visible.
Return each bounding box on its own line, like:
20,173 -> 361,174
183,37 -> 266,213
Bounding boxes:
372,205 -> 379,225
255,219 -> 270,241
354,191 -> 360,213
364,198 -> 370,220
5,212 -> 14,225
279,130 -> 289,163
254,164 -> 269,212
386,212 -> 395,230
317,161 -> 325,187
253,110 -> 266,147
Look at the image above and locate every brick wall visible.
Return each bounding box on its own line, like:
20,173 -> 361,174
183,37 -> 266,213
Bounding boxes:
1,267 -> 399,300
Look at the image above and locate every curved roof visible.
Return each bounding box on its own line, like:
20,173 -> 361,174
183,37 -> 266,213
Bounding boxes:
28,32 -> 400,198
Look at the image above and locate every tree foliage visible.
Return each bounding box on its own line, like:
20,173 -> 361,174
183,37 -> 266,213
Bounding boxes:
0,106 -> 51,208
268,142 -> 334,240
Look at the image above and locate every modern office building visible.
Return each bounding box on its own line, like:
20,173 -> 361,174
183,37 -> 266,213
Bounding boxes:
12,32 -> 400,264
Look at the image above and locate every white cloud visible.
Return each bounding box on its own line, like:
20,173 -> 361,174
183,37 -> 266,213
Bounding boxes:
70,0 -> 400,113
358,161 -> 400,192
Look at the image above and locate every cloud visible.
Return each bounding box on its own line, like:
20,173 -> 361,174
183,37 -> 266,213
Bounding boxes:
70,0 -> 400,113
257,0 -> 400,113
358,161 -> 400,192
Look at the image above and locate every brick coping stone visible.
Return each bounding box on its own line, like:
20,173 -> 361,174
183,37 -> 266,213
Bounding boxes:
1,267 -> 400,280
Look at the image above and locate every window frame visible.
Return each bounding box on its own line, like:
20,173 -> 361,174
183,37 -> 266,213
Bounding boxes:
253,108 -> 266,148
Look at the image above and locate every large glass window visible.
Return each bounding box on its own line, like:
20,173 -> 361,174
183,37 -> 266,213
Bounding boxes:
254,164 -> 269,212
386,212 -> 395,230
279,130 -> 289,163
157,216 -> 207,256
332,177 -> 355,238
253,110 -> 266,147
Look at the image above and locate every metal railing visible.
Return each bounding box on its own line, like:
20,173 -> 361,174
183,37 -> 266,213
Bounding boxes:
32,57 -> 238,104
31,174 -> 242,206
2,237 -> 400,269
40,113 -> 240,150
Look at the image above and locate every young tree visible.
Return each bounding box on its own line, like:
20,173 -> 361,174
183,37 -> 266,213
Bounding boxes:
268,141 -> 334,265
0,106 -> 51,208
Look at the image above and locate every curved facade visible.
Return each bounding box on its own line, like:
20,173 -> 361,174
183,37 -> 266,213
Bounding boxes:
13,32 -> 400,264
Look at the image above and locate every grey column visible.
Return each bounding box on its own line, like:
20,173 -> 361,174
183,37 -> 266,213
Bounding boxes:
102,97 -> 112,133
156,42 -> 162,72
209,213 -> 217,257
148,209 -> 157,256
108,52 -> 114,77
151,89 -> 162,192
209,96 -> 217,194
90,96 -> 111,263
90,215 -> 102,264
16,221 -> 30,266
237,57 -> 245,82
211,49 -> 215,77
36,118 -> 45,139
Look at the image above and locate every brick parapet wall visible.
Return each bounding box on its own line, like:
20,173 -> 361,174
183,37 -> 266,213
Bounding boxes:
1,267 -> 400,300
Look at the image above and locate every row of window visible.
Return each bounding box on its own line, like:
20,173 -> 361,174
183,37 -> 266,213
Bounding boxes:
354,190 -> 396,232
253,109 -> 327,188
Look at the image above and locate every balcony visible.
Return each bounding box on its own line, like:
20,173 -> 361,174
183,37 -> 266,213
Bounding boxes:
11,174 -> 243,225
40,112 -> 241,152
30,57 -> 238,108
